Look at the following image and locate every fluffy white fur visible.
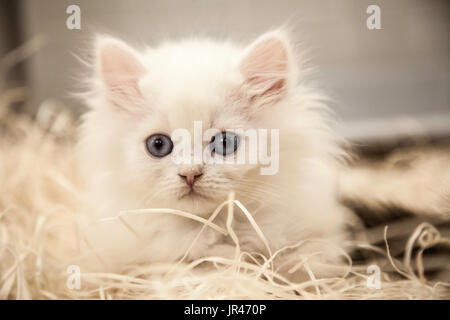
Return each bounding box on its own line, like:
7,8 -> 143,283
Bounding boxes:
78,30 -> 348,273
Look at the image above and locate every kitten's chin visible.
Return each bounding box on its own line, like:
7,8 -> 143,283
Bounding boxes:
178,189 -> 209,201
171,191 -> 224,218
141,186 -> 227,217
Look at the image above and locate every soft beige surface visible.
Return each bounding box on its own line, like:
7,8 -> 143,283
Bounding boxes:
0,105 -> 449,299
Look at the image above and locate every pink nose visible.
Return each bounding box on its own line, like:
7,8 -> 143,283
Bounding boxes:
178,170 -> 203,187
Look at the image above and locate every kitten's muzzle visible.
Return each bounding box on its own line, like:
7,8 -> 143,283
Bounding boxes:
178,171 -> 203,188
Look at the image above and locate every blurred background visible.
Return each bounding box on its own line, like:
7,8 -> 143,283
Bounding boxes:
0,0 -> 449,143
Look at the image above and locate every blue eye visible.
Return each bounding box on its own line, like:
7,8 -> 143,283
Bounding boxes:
146,134 -> 173,158
210,131 -> 240,156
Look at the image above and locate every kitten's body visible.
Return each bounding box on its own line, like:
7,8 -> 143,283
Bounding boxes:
78,31 -> 347,272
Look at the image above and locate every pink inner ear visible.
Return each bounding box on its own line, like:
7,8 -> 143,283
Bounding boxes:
100,42 -> 145,104
240,36 -> 289,100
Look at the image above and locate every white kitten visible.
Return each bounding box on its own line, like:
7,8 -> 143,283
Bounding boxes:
78,30 -> 348,273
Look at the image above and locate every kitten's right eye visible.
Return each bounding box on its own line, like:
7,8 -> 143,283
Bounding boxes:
145,134 -> 173,158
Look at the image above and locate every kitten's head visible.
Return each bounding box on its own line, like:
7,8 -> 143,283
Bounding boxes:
81,30 -> 335,216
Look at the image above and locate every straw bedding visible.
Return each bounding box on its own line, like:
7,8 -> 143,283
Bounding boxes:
0,96 -> 449,299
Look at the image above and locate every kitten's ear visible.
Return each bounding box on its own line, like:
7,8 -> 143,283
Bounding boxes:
239,31 -> 294,105
96,36 -> 146,111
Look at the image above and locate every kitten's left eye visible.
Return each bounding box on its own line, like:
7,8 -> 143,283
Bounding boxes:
210,131 -> 240,156
146,134 -> 173,158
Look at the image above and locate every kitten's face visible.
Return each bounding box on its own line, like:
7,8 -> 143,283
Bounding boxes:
87,32 -> 294,215
124,83 -> 256,214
